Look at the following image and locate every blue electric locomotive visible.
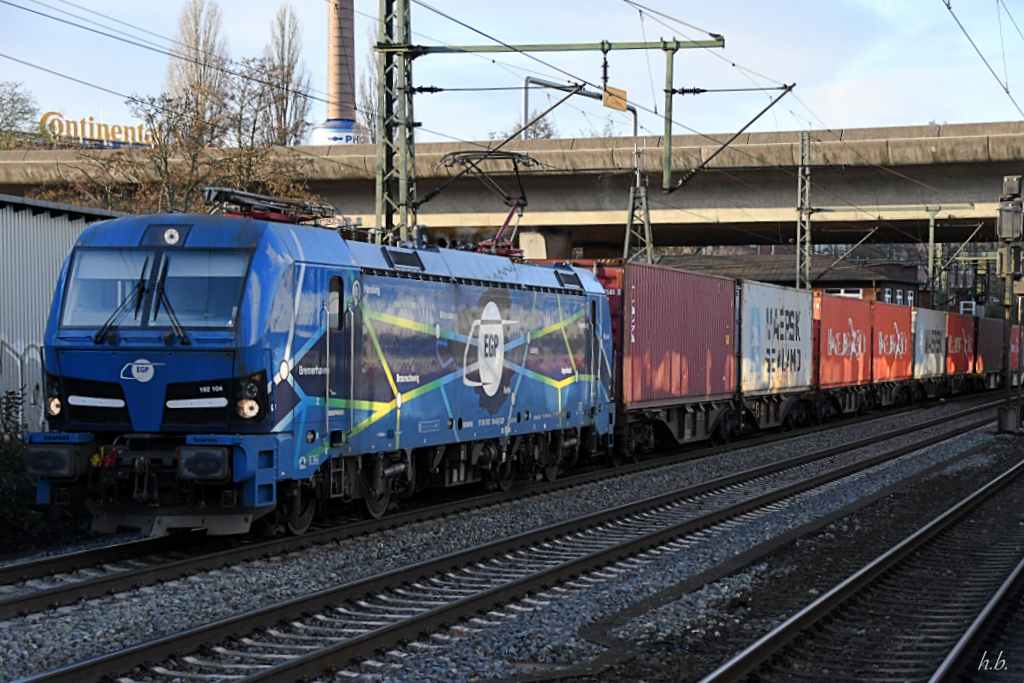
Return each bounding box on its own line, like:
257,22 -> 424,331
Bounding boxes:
24,199 -> 615,536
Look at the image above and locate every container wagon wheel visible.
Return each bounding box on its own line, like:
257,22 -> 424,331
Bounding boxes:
285,481 -> 317,536
361,456 -> 391,520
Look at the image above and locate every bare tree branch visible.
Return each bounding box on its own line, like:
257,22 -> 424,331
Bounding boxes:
264,4 -> 312,145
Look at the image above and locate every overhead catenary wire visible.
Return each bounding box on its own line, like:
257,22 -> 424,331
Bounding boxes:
342,1 -> 634,134
0,50 -> 379,180
622,0 -> 945,199
618,0 -> 720,39
636,9 -> 659,114
998,0 -> 1024,43
940,0 -> 1024,118
0,0 -> 487,149
997,0 -> 1010,91
412,0 -> 946,244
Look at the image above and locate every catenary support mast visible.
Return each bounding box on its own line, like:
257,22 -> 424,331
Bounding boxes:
372,0 -> 724,245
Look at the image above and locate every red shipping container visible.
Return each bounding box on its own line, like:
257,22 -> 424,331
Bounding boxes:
946,313 -> 976,376
1014,325 -> 1022,370
544,260 -> 737,409
871,301 -> 913,382
813,293 -> 872,388
975,317 -> 1005,375
621,264 -> 736,407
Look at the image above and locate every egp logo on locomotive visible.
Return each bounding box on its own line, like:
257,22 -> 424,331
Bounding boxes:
119,358 -> 164,383
463,301 -> 517,397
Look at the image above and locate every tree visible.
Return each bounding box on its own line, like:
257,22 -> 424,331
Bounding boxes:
264,4 -> 311,146
0,81 -> 38,149
580,116 -> 619,138
0,81 -> 36,133
35,66 -> 316,214
489,109 -> 558,141
166,0 -> 230,144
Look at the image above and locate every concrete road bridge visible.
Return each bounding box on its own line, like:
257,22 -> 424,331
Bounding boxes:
2,120 -> 1023,255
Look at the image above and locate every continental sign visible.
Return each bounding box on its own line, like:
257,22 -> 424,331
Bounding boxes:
39,111 -> 154,146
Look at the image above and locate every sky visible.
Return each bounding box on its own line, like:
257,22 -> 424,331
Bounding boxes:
2,0 -> 1024,144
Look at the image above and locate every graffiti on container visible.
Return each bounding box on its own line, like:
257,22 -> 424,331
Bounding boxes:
949,331 -> 974,355
923,329 -> 944,355
826,317 -> 867,358
764,307 -> 803,375
877,322 -> 909,358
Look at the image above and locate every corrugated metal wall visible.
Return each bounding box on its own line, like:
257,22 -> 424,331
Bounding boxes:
0,206 -> 87,408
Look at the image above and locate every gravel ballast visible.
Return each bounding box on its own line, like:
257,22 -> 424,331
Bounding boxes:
0,400 -> 999,680
343,426 -> 1003,682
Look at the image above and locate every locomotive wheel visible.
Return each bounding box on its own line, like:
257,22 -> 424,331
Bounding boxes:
493,459 -> 515,492
361,457 -> 391,520
285,482 -> 317,536
543,462 -> 559,482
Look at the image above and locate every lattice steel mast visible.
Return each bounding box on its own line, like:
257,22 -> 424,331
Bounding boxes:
371,0 -> 725,246
795,131 -> 812,289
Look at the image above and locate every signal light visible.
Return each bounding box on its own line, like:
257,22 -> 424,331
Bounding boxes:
46,396 -> 62,416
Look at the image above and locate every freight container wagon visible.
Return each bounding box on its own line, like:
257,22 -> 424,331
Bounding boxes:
976,317 -> 1006,389
559,260 -> 739,452
812,293 -> 872,416
619,263 -> 737,449
740,281 -> 813,429
946,312 -> 976,390
913,307 -> 946,397
871,301 -> 913,406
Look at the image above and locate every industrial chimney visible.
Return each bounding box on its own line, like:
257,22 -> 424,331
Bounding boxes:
310,0 -> 357,145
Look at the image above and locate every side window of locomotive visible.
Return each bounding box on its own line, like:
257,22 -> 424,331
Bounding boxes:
329,277 -> 342,329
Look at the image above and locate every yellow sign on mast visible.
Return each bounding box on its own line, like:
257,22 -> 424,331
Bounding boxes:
602,86 -> 628,112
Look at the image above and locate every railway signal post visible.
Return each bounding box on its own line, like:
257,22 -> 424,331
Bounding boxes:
996,175 -> 1023,433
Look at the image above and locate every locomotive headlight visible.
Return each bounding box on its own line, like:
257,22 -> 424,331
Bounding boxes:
46,396 -> 62,417
236,399 -> 260,419
242,380 -> 259,399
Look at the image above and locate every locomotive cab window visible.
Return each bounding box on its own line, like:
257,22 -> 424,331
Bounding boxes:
328,277 -> 342,329
151,250 -> 250,328
61,249 -> 155,327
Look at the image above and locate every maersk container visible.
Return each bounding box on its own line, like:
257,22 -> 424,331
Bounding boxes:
913,307 -> 946,380
621,263 -> 736,407
976,317 -> 1005,375
946,312 -> 976,376
871,301 -> 913,382
813,293 -> 872,388
740,281 -> 813,395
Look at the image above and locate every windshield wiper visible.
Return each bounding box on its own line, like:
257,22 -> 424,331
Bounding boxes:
153,261 -> 191,346
94,257 -> 149,344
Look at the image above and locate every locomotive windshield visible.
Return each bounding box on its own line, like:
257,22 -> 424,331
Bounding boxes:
61,248 -> 250,330
150,250 -> 248,328
61,249 -> 154,328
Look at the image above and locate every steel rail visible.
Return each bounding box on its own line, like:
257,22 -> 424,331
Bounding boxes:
0,533 -> 199,585
0,398 -> 1000,621
700,453 -> 1024,683
21,411 -> 995,683
929,552 -> 1024,681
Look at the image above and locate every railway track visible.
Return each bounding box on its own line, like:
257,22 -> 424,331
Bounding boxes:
0,396 -> 998,622
21,400 -> 997,682
701,443 -> 1024,683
